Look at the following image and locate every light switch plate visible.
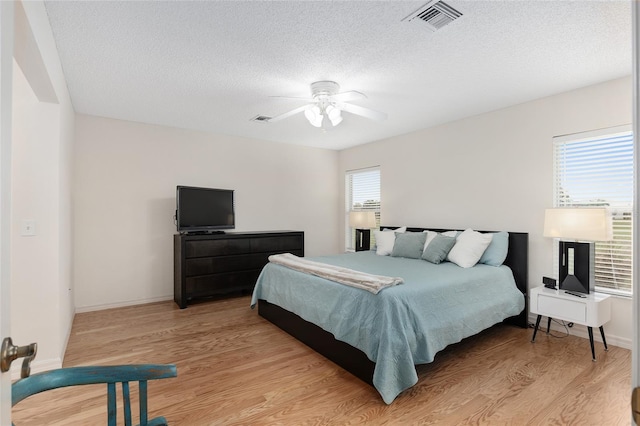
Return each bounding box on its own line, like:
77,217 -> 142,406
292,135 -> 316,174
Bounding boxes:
21,220 -> 36,236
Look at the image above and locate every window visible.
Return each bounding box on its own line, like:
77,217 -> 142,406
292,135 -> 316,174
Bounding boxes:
345,167 -> 380,251
552,125 -> 633,295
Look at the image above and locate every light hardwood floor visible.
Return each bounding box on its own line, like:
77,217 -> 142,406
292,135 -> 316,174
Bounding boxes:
12,295 -> 631,425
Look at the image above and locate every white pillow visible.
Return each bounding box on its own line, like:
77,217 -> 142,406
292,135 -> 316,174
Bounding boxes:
422,230 -> 438,250
423,230 -> 461,250
447,229 -> 493,268
373,227 -> 406,256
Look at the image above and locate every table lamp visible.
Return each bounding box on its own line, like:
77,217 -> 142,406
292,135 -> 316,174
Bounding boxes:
349,211 -> 377,252
543,208 -> 612,294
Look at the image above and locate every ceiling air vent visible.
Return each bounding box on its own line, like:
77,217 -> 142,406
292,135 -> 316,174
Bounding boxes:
250,115 -> 272,123
402,0 -> 463,32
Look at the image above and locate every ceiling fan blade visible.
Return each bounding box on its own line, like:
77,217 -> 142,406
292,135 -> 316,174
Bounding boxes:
269,95 -> 314,102
336,102 -> 387,121
331,91 -> 366,102
267,104 -> 311,122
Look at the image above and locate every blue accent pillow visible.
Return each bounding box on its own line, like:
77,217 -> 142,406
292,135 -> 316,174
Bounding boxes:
391,232 -> 427,259
421,234 -> 457,264
478,231 -> 509,266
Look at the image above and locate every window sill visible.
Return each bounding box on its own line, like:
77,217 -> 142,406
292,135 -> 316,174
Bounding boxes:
595,287 -> 632,299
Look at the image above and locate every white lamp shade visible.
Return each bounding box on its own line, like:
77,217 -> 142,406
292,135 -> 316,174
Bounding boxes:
326,105 -> 343,126
304,106 -> 323,127
543,208 -> 612,241
349,211 -> 377,229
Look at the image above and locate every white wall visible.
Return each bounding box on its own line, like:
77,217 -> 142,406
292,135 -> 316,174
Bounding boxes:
11,61 -> 60,369
74,115 -> 339,311
10,0 -> 75,374
338,76 -> 633,348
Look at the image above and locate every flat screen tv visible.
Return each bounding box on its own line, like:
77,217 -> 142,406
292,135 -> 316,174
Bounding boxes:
176,186 -> 235,233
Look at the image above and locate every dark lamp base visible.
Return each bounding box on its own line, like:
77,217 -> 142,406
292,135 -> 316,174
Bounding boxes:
354,229 -> 371,252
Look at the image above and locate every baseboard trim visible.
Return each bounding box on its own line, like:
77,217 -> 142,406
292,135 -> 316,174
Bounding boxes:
75,295 -> 173,314
527,313 -> 631,350
11,357 -> 62,381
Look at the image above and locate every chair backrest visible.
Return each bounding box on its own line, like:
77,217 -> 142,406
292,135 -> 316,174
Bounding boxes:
12,364 -> 177,426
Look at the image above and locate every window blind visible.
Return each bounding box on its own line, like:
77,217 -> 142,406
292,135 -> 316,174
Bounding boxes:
552,126 -> 633,294
345,167 -> 380,250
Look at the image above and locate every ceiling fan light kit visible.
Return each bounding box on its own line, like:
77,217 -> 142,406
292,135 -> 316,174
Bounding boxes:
265,81 -> 387,129
325,105 -> 343,126
304,106 -> 323,128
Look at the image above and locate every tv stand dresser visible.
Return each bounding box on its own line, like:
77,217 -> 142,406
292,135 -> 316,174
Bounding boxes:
174,231 -> 304,308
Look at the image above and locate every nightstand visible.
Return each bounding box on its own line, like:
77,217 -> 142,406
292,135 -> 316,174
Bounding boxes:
529,285 -> 611,361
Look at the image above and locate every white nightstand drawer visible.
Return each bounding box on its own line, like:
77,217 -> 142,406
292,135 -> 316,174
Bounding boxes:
537,294 -> 586,323
530,286 -> 610,327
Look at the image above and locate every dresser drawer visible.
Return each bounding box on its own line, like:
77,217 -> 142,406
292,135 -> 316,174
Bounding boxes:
251,235 -> 303,253
537,294 -> 586,323
185,270 -> 260,296
185,238 -> 251,257
186,254 -> 273,276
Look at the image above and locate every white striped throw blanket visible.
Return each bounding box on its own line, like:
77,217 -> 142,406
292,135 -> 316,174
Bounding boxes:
268,253 -> 404,294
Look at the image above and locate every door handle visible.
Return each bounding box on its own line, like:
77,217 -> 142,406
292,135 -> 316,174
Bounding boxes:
633,387 -> 640,424
1,337 -> 37,378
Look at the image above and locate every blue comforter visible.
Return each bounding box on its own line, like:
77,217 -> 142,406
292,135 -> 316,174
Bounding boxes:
250,251 -> 524,404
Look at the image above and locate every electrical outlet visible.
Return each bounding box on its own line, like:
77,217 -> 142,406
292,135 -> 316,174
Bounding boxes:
21,220 -> 36,236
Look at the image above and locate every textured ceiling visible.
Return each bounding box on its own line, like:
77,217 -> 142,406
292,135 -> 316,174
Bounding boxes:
43,1 -> 631,150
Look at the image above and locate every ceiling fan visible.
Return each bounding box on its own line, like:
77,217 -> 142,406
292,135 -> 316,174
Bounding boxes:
267,81 -> 387,129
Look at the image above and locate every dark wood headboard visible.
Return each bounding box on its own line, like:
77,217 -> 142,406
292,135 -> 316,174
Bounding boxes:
380,226 -> 529,328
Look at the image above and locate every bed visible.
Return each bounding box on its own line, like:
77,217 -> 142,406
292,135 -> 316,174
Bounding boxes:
250,227 -> 528,404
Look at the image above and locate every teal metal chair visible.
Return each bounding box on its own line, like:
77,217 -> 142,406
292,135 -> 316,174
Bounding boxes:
12,364 -> 177,426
